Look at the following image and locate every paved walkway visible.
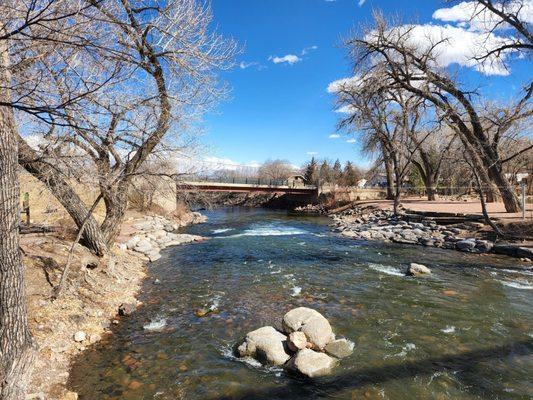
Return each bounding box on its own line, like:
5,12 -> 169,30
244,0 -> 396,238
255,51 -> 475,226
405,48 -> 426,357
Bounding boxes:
357,197 -> 533,223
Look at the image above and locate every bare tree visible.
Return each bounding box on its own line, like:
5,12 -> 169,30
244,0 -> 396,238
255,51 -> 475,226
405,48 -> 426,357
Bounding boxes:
346,13 -> 529,212
258,159 -> 295,180
410,126 -> 457,200
332,70 -> 432,214
12,0 -> 236,249
0,1 -> 99,395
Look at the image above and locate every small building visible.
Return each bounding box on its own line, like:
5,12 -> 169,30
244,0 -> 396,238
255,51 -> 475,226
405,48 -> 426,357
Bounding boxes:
287,175 -> 307,187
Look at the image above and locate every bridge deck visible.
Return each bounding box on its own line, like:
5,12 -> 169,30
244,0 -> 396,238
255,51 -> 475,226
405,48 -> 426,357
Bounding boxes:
177,181 -> 318,195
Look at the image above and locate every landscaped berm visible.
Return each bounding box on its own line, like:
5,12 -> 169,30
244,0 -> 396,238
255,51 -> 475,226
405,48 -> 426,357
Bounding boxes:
0,1 -> 531,400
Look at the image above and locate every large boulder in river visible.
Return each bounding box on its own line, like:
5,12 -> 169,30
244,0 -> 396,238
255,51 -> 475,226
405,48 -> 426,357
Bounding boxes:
287,349 -> 337,378
282,307 -> 334,350
406,263 -> 431,277
236,326 -> 291,366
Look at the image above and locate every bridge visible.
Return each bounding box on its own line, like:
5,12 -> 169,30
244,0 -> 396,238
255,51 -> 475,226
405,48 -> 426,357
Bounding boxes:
176,177 -> 318,195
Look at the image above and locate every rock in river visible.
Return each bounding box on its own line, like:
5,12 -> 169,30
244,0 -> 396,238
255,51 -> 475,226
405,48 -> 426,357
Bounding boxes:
407,263 -> 431,277
237,326 -> 291,366
282,307 -> 334,350
288,331 -> 308,351
287,349 -> 337,378
325,338 -> 354,359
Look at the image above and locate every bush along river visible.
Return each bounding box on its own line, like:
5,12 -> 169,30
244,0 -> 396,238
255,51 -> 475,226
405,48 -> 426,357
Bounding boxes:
68,208 -> 533,400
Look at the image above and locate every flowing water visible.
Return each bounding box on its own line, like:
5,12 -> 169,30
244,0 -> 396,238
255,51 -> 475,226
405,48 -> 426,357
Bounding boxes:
69,208 -> 533,399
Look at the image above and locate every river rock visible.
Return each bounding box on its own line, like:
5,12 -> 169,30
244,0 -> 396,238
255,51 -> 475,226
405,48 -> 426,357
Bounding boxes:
475,240 -> 493,253
407,263 -> 431,276
73,331 -> 86,342
118,303 -> 137,316
287,349 -> 337,378
493,244 -> 533,259
146,250 -> 161,262
288,331 -> 308,351
237,326 -> 291,366
456,239 -> 476,252
282,307 -> 334,350
134,239 -> 152,254
126,236 -> 141,250
324,338 -> 354,358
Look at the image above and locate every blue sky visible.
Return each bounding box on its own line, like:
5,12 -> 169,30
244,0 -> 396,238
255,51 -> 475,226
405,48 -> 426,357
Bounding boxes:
201,0 -> 531,170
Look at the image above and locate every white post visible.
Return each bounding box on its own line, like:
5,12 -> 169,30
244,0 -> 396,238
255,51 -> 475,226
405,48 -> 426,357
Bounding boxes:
521,179 -> 526,221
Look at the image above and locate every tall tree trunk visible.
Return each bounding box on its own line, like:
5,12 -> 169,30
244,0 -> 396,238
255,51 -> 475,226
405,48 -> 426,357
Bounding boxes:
17,138 -> 108,256
425,174 -> 437,201
100,180 -> 130,246
486,162 -> 520,212
412,159 -> 437,201
383,152 -> 394,200
0,43 -> 36,400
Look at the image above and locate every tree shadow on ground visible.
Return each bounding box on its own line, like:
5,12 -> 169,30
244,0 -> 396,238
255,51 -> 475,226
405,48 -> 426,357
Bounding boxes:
205,338 -> 533,400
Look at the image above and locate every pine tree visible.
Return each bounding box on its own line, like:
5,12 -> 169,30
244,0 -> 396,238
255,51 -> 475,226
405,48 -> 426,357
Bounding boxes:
319,160 -> 331,183
304,157 -> 318,184
343,161 -> 360,187
333,159 -> 342,184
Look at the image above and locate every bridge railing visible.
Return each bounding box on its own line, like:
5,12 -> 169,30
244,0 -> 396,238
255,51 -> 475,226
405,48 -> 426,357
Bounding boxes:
178,176 -> 317,189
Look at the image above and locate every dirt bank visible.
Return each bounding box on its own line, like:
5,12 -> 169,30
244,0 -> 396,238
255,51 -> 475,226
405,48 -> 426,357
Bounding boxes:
24,210 -> 205,400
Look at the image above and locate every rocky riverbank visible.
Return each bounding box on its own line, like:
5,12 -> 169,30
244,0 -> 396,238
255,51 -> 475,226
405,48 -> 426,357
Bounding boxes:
331,205 -> 533,261
24,210 -> 206,400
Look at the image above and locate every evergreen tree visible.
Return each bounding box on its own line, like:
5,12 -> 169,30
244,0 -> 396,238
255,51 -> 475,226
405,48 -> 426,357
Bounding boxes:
319,160 -> 332,183
332,159 -> 342,184
304,157 -> 318,184
343,161 -> 361,186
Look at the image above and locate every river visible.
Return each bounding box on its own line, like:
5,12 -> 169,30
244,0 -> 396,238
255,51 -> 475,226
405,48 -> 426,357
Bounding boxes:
68,208 -> 533,399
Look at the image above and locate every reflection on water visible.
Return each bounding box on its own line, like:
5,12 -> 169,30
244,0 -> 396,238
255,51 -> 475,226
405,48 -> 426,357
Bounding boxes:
68,208 -> 533,399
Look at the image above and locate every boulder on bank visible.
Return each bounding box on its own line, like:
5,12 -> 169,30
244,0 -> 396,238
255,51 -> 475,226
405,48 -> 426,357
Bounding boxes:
456,239 -> 476,252
236,326 -> 291,366
287,349 -> 337,378
282,307 -> 334,350
407,263 -> 431,277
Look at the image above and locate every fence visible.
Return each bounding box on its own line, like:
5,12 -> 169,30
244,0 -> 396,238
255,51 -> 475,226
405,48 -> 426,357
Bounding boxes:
180,175 -> 317,189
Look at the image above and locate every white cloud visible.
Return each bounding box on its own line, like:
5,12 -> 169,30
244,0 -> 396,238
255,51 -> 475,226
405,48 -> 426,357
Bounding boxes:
367,23 -> 514,75
239,61 -> 266,71
327,75 -> 363,93
336,105 -> 356,114
329,133 -> 341,139
269,54 -> 302,65
346,138 -> 357,143
306,151 -> 318,155
433,1 -> 533,32
301,45 -> 318,55
358,0 -> 366,6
